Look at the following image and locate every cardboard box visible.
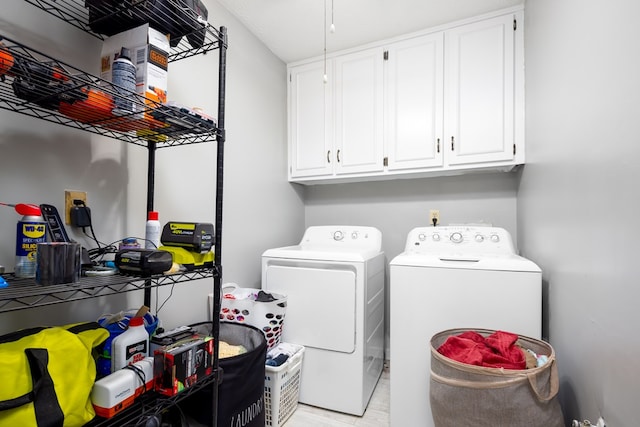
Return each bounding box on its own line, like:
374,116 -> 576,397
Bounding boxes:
100,23 -> 170,118
153,336 -> 214,397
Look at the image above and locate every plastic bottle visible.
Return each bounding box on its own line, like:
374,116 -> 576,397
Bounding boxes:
111,317 -> 149,372
119,237 -> 140,251
145,211 -> 161,249
112,46 -> 136,116
14,204 -> 47,278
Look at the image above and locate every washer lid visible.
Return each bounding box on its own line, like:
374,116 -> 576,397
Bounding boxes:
401,226 -> 517,255
389,252 -> 541,272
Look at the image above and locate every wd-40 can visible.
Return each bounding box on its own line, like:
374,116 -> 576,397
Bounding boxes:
15,204 -> 46,278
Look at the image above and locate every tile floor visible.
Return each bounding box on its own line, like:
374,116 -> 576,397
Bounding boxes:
284,362 -> 390,427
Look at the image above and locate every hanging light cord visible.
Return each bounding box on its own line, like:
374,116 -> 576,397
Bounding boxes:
331,0 -> 335,33
323,0 -> 327,83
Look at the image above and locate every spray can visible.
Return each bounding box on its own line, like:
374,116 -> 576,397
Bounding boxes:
145,211 -> 161,249
111,316 -> 149,372
14,204 -> 47,278
112,46 -> 137,116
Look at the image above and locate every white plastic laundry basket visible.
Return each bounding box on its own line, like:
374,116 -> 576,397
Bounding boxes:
264,344 -> 305,427
219,283 -> 287,350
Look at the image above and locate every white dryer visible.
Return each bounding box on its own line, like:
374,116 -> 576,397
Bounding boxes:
389,226 -> 541,427
262,226 -> 385,416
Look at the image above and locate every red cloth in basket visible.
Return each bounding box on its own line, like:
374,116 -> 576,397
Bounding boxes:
437,330 -> 526,370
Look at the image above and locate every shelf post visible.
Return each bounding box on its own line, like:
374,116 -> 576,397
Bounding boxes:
144,140 -> 157,307
211,25 -> 227,427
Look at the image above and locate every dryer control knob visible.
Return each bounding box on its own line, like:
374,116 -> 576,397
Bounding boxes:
333,230 -> 344,241
351,231 -> 359,239
475,234 -> 484,242
490,234 -> 500,243
418,233 -> 427,241
432,233 -> 441,241
450,232 -> 463,243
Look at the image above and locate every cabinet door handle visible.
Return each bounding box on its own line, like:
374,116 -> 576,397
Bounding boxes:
437,138 -> 440,153
451,136 -> 455,151
327,150 -> 331,163
337,149 -> 341,163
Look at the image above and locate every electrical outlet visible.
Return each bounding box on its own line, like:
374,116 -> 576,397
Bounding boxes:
429,209 -> 440,226
64,190 -> 87,225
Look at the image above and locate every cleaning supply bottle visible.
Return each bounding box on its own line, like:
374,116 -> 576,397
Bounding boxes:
14,204 -> 47,278
111,316 -> 149,372
111,46 -> 136,116
145,211 -> 161,249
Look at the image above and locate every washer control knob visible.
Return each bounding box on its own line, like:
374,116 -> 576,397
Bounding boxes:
351,231 -> 359,239
333,230 -> 344,241
490,234 -> 500,243
450,232 -> 463,243
475,234 -> 484,243
432,233 -> 441,241
418,233 -> 427,241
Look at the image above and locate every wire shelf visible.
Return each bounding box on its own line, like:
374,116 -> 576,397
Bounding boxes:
23,0 -> 226,62
0,33 -> 220,148
0,268 -> 217,313
85,369 -> 220,426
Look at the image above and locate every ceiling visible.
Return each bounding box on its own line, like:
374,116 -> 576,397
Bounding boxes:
215,0 -> 524,64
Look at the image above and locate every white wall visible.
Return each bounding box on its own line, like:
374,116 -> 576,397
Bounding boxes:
304,172 -> 520,356
0,0 -> 304,333
519,0 -> 640,424
0,1 -> 134,332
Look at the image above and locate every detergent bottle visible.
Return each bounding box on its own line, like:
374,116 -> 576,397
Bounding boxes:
111,316 -> 149,372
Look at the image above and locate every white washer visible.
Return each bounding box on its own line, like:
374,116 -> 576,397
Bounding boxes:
262,226 -> 385,416
389,226 -> 542,427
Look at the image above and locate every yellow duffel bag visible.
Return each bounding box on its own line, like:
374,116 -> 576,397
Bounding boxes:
0,322 -> 108,427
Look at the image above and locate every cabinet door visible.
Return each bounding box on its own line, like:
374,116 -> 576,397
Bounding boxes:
334,48 -> 384,175
289,60 -> 333,178
445,13 -> 516,166
385,33 -> 444,171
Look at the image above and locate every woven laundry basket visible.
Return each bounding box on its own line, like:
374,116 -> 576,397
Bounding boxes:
430,328 -> 564,427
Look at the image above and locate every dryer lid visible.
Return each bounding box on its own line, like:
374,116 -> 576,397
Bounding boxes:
263,245 -> 381,262
262,226 -> 383,261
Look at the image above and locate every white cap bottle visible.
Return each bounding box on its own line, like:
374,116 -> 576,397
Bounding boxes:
145,211 -> 161,250
111,317 -> 149,372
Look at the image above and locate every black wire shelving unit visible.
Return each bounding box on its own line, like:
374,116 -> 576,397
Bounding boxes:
1,1 -> 227,425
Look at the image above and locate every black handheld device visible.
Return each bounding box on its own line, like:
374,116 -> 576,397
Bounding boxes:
39,204 -> 71,243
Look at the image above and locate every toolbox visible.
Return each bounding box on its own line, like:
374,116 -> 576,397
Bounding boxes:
153,335 -> 214,397
85,0 -> 209,49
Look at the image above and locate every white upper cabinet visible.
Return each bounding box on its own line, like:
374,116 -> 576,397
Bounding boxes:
289,60 -> 333,178
334,47 -> 385,175
445,12 -> 519,166
288,47 -> 384,180
288,7 -> 524,184
384,32 -> 444,171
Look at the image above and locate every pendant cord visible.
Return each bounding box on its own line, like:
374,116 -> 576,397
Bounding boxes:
323,0 -> 327,82
329,0 -> 336,33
